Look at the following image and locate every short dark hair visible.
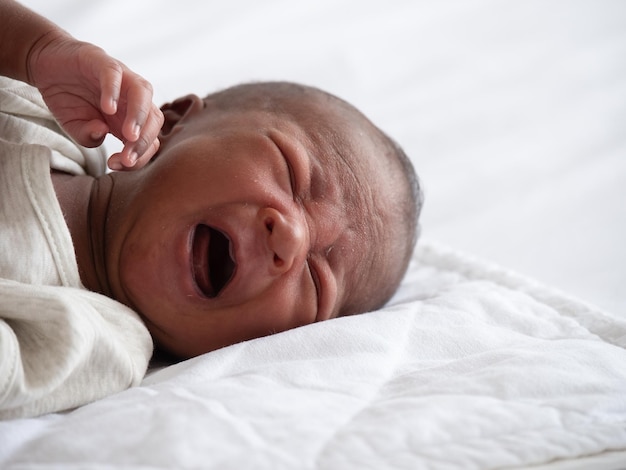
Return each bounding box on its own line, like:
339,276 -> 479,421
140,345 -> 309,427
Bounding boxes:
373,132 -> 423,308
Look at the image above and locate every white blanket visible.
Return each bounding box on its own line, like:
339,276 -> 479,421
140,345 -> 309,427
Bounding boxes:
1,241 -> 625,469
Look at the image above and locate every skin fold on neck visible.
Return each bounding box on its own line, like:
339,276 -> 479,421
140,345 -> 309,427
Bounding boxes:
50,171 -> 114,295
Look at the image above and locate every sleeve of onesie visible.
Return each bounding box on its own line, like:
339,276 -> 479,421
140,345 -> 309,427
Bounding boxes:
0,278 -> 153,420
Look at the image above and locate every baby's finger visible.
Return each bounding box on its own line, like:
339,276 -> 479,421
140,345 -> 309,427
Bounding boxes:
107,152 -> 125,171
130,138 -> 161,170
68,119 -> 109,148
114,137 -> 160,171
121,76 -> 154,143
120,103 -> 164,164
99,60 -> 123,116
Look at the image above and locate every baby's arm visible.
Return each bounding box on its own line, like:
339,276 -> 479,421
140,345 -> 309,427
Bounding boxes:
0,0 -> 163,170
0,279 -> 152,419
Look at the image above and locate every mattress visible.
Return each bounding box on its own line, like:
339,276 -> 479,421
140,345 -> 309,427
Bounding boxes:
1,1 -> 625,468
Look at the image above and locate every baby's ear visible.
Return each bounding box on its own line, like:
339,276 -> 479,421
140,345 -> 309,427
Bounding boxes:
159,94 -> 203,140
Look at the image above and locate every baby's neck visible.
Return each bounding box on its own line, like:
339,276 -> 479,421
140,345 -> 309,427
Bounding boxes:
50,171 -> 111,295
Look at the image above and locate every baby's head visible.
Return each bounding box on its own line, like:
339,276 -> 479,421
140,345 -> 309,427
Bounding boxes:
106,82 -> 422,358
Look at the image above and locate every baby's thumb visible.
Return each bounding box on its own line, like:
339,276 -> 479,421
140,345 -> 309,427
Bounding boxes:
67,120 -> 109,148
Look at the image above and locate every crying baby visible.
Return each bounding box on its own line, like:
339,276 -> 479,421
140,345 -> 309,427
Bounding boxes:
54,81 -> 423,358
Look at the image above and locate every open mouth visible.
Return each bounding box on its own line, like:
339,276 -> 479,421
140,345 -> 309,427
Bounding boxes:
191,224 -> 236,298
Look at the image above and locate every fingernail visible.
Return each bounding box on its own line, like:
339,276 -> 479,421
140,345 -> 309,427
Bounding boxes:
90,130 -> 105,141
128,152 -> 138,166
108,160 -> 123,171
133,123 -> 141,139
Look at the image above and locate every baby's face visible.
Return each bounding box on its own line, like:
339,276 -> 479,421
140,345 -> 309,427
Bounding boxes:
106,94 -> 397,357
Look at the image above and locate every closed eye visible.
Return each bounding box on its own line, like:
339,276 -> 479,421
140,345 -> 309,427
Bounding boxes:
271,136 -> 297,197
284,154 -> 297,197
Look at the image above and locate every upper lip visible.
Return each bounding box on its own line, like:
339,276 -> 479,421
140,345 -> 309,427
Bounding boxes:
191,224 -> 236,298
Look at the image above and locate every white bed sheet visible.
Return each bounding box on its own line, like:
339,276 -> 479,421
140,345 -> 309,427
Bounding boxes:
1,1 -> 625,468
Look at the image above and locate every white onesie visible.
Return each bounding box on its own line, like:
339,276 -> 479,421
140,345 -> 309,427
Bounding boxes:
0,77 -> 152,420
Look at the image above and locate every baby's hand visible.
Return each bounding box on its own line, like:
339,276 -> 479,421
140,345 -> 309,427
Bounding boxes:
27,31 -> 164,171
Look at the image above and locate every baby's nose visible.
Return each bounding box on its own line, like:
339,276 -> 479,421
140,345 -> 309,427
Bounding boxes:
259,207 -> 307,275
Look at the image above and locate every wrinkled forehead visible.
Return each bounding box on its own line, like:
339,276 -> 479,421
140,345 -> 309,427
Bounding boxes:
283,99 -> 404,315
326,134 -> 404,315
